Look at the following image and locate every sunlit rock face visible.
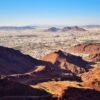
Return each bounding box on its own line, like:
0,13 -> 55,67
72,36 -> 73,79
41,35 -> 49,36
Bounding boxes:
82,67 -> 100,91
68,43 -> 100,63
68,43 -> 100,55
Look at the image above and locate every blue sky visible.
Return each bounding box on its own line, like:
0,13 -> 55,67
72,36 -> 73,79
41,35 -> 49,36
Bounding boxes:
0,0 -> 100,26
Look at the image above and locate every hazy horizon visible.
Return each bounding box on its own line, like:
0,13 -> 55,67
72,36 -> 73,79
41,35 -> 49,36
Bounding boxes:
0,0 -> 100,26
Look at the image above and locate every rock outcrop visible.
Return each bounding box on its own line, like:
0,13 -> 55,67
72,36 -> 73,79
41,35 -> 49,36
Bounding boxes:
68,43 -> 100,62
86,53 -> 100,62
41,50 -> 89,74
82,67 -> 100,91
68,43 -> 100,55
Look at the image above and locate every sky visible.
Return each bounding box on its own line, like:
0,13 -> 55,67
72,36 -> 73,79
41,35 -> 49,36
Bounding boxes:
0,0 -> 100,26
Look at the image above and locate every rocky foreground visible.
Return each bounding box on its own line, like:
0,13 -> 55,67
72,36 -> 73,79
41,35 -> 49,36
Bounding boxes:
0,43 -> 100,100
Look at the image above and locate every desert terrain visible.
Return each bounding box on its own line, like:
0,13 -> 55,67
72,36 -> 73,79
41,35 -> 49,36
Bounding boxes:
0,26 -> 100,100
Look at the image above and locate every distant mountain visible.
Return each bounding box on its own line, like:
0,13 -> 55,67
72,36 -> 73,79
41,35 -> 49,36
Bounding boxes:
45,27 -> 60,32
45,26 -> 86,32
83,25 -> 100,28
0,26 -> 35,30
62,26 -> 86,32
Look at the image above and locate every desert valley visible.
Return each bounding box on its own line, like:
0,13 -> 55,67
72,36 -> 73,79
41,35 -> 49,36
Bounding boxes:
0,26 -> 100,100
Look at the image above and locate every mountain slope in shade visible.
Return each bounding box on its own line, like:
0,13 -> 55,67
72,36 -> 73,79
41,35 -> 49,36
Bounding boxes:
0,46 -> 56,75
62,87 -> 100,100
0,78 -> 52,99
0,46 -> 39,75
